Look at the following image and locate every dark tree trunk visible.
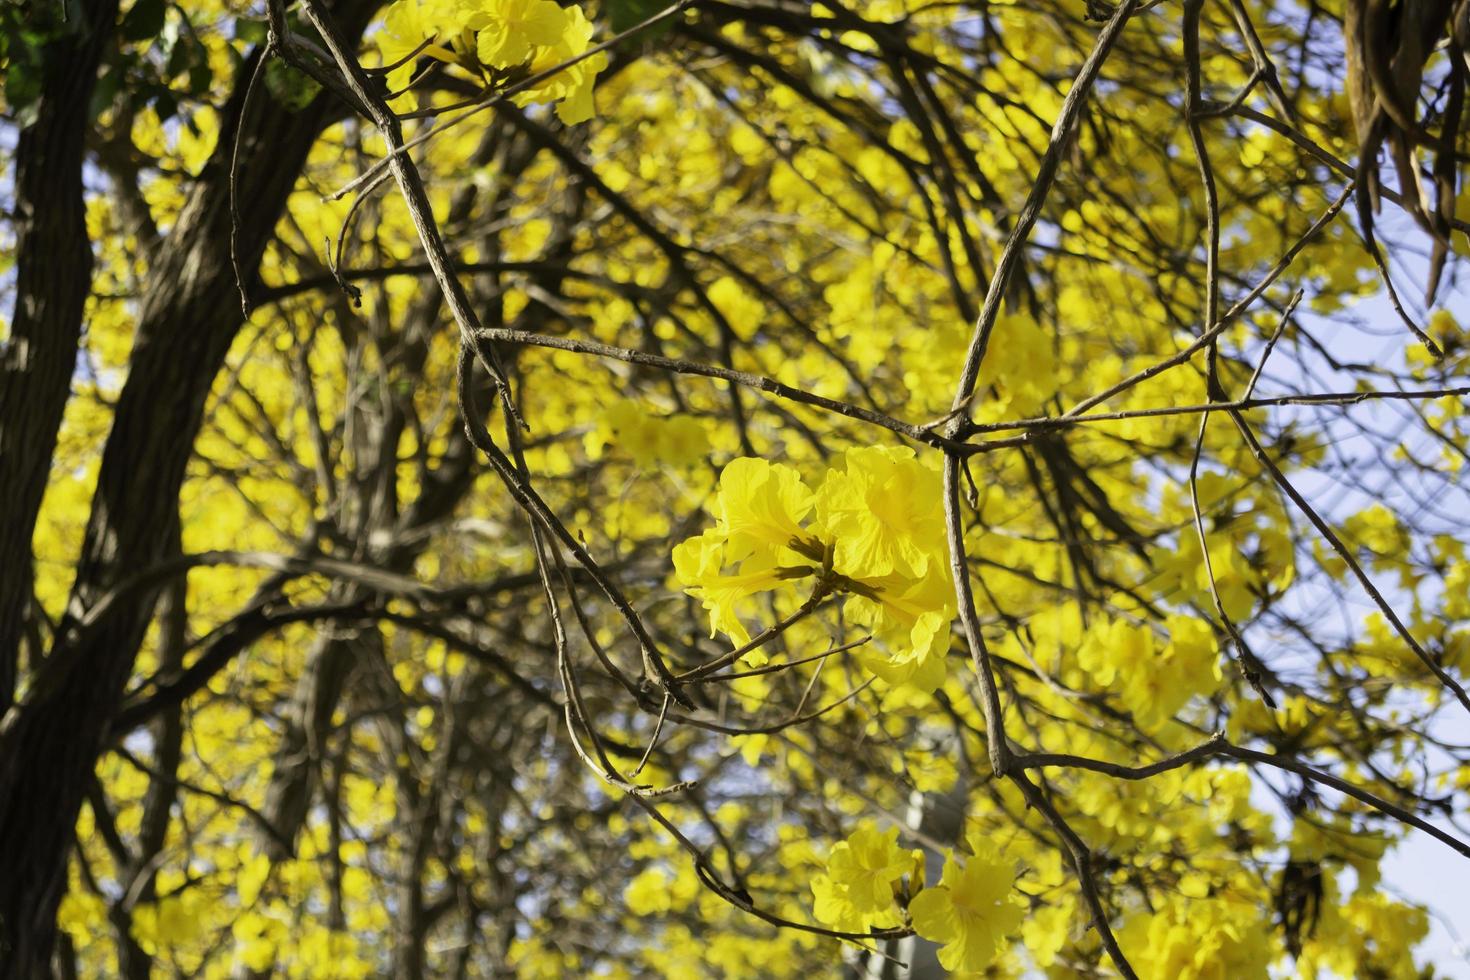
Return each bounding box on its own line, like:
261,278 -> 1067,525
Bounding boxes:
0,0 -> 118,710
0,4 -> 380,971
0,0 -> 119,968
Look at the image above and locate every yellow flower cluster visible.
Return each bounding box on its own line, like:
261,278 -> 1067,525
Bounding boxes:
1076,616 -> 1221,730
1120,901 -> 1274,979
908,834 -> 1025,974
584,398 -> 707,468
376,0 -> 605,123
672,448 -> 956,688
810,820 -> 919,933
810,821 -> 1024,974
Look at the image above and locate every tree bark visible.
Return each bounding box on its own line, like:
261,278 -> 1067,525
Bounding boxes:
0,4 -> 379,971
0,0 -> 118,709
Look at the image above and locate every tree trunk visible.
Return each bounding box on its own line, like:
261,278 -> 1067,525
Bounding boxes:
0,0 -> 117,709
0,4 -> 379,971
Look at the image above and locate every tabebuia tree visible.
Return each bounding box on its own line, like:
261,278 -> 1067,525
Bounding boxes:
4,0 -> 1470,974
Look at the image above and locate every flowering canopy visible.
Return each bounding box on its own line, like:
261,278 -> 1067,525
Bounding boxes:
3,0 -> 1469,975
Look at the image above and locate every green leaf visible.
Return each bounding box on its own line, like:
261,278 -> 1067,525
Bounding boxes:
264,59 -> 320,111
4,60 -> 44,126
606,0 -> 674,40
233,17 -> 268,46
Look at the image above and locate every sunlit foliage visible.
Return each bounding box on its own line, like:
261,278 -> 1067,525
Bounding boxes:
3,0 -> 1470,975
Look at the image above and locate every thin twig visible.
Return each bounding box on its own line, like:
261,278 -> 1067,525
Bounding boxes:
483,328 -> 969,452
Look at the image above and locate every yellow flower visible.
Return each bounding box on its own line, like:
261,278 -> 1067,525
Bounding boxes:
971,313 -> 1058,420
474,0 -> 569,69
625,867 -> 673,915
1077,616 -> 1220,730
377,0 -> 441,92
908,838 -> 1023,974
713,458 -> 818,563
548,48 -> 608,125
1122,900 -> 1275,980
810,821 -> 916,933
672,537 -> 789,648
377,0 -> 606,122
672,454 -> 957,687
594,399 -> 706,467
816,446 -> 946,580
529,4 -> 608,125
825,820 -> 910,912
811,873 -> 873,933
846,569 -> 953,651
1076,616 -> 1152,688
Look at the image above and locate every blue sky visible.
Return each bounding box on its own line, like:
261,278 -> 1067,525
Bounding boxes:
1290,229 -> 1470,976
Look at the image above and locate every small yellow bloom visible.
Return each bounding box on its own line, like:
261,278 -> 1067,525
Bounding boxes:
908,838 -> 1023,973
475,0 -> 568,69
825,820 -> 910,912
